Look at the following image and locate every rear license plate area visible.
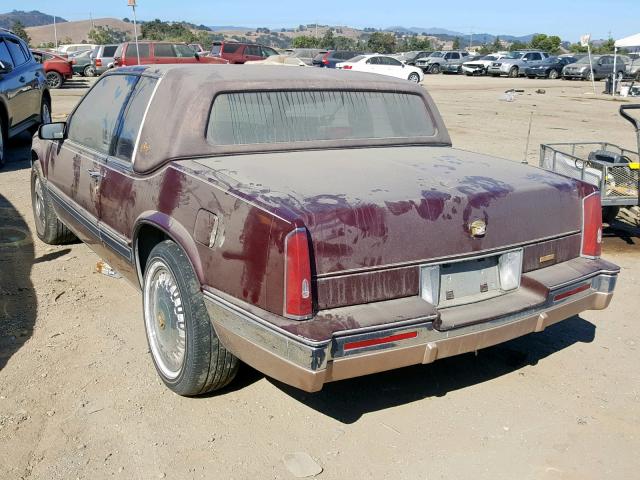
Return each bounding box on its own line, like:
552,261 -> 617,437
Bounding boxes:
438,256 -> 501,308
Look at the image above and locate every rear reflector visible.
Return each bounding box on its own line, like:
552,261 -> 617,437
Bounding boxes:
553,283 -> 590,302
581,192 -> 602,258
344,331 -> 418,351
284,228 -> 313,319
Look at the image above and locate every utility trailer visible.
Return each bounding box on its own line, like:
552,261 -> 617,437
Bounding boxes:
540,105 -> 640,223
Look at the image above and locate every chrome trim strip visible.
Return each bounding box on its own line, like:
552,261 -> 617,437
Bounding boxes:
131,75 -> 163,167
315,231 -> 581,279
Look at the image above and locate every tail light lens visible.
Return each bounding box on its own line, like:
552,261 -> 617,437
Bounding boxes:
581,192 -> 602,258
95,58 -> 102,66
285,228 -> 313,319
342,65 -> 352,70
322,52 -> 330,65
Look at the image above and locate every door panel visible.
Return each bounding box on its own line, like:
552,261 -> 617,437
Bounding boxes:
0,39 -> 29,126
46,141 -> 106,256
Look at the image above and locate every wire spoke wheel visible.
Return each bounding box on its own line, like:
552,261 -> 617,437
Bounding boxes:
144,260 -> 187,379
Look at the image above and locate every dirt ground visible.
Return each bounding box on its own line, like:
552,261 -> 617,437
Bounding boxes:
0,74 -> 639,480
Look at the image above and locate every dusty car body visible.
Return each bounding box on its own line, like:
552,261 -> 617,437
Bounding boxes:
30,65 -> 619,395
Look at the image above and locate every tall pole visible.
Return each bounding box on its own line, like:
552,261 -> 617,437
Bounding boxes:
53,15 -> 58,50
131,3 -> 141,65
587,43 -> 596,95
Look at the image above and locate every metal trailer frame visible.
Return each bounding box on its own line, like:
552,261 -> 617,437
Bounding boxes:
539,105 -> 640,209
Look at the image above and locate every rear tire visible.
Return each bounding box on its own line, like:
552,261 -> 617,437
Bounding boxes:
29,97 -> 51,135
83,65 -> 95,77
46,71 -> 63,89
143,240 -> 239,396
602,206 -> 620,225
30,164 -> 76,244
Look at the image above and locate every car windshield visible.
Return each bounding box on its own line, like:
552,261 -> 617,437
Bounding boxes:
429,52 -> 445,58
349,55 -> 366,63
541,57 -> 558,64
210,45 -> 222,55
504,51 -> 525,59
576,56 -> 596,64
481,55 -> 497,60
404,51 -> 419,60
207,90 -> 435,146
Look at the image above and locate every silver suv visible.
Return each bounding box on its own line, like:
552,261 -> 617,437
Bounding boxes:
487,50 -> 550,77
415,51 -> 469,74
91,44 -> 119,76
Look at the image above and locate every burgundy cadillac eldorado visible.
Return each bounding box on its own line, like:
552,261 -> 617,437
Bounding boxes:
30,65 -> 619,395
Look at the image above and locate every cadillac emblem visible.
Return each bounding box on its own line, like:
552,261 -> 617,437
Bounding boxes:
469,219 -> 487,238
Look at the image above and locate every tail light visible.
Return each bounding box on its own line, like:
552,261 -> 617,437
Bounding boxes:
95,58 -> 102,67
322,52 -> 330,65
284,228 -> 313,319
342,65 -> 352,70
581,192 -> 602,258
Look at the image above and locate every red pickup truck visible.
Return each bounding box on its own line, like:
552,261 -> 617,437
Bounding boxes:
113,41 -> 228,66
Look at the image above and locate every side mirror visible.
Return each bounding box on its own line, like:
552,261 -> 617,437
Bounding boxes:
39,122 -> 67,141
194,52 -> 200,60
402,63 -> 405,68
0,60 -> 13,75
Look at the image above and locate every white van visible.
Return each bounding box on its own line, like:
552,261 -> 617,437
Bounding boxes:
57,44 -> 97,56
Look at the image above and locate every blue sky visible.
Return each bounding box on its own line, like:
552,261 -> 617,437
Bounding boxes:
6,0 -> 639,41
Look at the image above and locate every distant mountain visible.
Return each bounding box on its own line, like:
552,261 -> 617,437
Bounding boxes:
26,18 -> 134,45
0,10 -> 66,29
208,25 -> 253,32
385,26 -> 539,44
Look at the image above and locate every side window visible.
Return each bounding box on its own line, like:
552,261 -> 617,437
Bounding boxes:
103,45 -> 118,57
32,51 -> 44,64
451,53 -> 460,60
444,53 -> 452,60
67,75 -> 138,154
115,76 -> 157,161
246,45 -> 261,56
222,43 -> 240,54
367,57 -> 380,65
6,38 -> 29,66
154,44 -> 174,57
0,40 -> 12,66
127,43 -> 149,58
262,47 -> 278,57
388,57 -> 402,66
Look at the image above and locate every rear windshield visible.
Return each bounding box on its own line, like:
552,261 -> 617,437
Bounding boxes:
207,90 -> 435,146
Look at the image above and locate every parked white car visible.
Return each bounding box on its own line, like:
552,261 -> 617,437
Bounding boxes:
462,53 -> 509,76
336,54 -> 424,82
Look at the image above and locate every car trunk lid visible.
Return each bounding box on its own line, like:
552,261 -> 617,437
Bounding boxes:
191,146 -> 584,276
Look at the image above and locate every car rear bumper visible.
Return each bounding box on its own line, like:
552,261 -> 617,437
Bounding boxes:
203,257 -> 619,392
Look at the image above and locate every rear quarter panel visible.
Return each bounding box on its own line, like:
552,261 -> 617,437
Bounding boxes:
99,162 -> 280,312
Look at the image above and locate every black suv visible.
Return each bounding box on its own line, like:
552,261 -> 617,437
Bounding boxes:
0,29 -> 50,167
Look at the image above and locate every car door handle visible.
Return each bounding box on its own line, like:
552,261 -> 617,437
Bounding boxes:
19,76 -> 25,83
35,71 -> 40,77
87,169 -> 103,181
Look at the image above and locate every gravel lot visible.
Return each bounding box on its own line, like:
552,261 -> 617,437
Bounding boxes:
1,74 -> 639,480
